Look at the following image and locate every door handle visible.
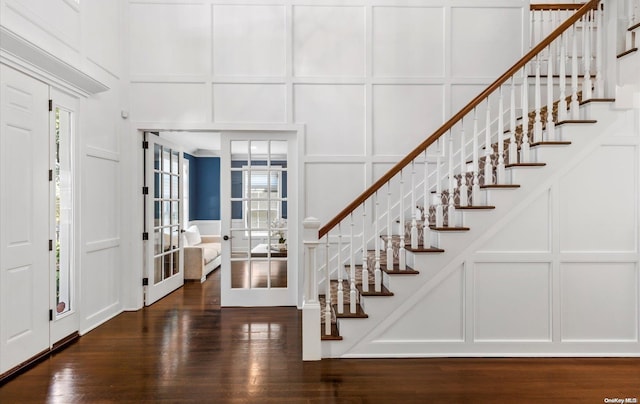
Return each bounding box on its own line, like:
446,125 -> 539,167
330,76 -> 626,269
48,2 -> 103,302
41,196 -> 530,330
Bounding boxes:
223,235 -> 230,241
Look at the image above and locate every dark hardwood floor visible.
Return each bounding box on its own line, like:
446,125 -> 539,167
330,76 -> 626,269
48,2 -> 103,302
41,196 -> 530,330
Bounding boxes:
1,270 -> 639,403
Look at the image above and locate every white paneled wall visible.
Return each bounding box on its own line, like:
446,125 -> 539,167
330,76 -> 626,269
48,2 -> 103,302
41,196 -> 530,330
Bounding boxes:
128,0 -> 527,224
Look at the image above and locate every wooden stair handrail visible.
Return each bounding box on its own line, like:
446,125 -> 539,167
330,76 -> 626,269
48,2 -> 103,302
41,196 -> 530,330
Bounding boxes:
318,0 -> 600,238
530,3 -> 593,11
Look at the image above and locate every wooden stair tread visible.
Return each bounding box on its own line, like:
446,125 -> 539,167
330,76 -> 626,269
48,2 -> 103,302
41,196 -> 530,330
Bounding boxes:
556,119 -> 597,125
480,184 -> 520,189
384,268 -> 420,275
580,98 -> 615,105
629,22 -> 640,32
333,304 -> 368,319
617,48 -> 638,58
429,226 -> 470,231
531,141 -> 571,147
357,284 -> 394,296
405,245 -> 445,253
455,205 -> 495,210
505,162 -> 546,168
321,323 -> 342,340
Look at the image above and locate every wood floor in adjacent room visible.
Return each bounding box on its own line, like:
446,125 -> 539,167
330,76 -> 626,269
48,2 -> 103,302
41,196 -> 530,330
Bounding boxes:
1,270 -> 638,403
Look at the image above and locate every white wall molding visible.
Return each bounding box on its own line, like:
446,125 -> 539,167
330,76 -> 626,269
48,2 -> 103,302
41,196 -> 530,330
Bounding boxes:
86,146 -> 120,162
0,27 -> 108,96
84,238 -> 121,254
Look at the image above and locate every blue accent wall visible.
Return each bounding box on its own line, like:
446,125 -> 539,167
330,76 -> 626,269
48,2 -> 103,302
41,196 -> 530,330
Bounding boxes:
184,153 -> 221,221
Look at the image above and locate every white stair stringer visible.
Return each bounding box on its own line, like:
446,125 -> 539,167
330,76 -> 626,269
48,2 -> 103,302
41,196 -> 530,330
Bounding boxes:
322,101 -> 639,358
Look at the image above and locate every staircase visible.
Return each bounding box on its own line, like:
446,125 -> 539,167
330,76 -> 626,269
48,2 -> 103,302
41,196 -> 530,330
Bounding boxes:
302,0 -> 640,360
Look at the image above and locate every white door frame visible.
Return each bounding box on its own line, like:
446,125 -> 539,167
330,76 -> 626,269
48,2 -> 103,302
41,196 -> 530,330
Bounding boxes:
129,124 -> 304,310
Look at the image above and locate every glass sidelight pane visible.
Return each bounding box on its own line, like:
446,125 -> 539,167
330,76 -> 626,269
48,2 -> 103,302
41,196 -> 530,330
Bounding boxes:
55,108 -> 73,316
154,256 -> 162,284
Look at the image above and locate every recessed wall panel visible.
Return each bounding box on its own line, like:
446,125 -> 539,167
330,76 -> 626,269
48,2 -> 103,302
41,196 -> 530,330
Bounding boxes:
131,83 -> 207,123
561,263 -> 638,341
293,6 -> 365,77
213,5 -> 286,77
474,262 -> 551,341
130,3 -> 209,77
373,7 -> 444,77
559,145 -> 637,252
84,0 -> 120,77
84,90 -> 119,154
83,157 -> 119,243
305,163 -> 365,223
451,8 -> 522,78
294,84 -> 365,156
373,85 -> 444,156
213,84 -> 286,123
83,247 -> 119,320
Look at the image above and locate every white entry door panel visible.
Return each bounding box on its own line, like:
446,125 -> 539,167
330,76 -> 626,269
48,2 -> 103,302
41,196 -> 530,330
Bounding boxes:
0,64 -> 50,373
144,133 -> 184,305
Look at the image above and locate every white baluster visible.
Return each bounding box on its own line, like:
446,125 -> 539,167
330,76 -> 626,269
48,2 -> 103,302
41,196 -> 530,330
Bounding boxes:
324,237 -> 331,336
349,213 -> 356,314
361,201 -> 369,293
508,79 -> 517,165
423,150 -> 430,247
595,3 -> 604,98
472,109 -> 481,203
484,100 -> 493,186
546,44 -> 555,141
533,58 -> 543,143
410,163 -> 418,250
521,68 -> 531,163
336,224 -> 343,314
399,170 -> 407,270
459,120 -> 469,207
374,192 -> 381,292
583,10 -> 593,101
435,139 -> 444,227
447,132 -> 455,225
497,88 -> 505,183
386,182 -> 393,271
570,24 -> 580,119
627,0 -> 635,50
558,32 -> 568,122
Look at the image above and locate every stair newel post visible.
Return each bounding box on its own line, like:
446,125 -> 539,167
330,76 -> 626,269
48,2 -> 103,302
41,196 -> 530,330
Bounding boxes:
374,192 -> 382,293
361,200 -> 369,293
558,31 -> 568,122
386,181 -> 393,271
570,23 -> 580,119
435,138 -> 444,227
447,131 -> 456,225
410,162 -> 418,250
497,88 -> 505,184
459,120 -> 469,207
546,43 -> 555,141
583,9 -> 593,101
399,170 -> 407,270
595,3 -> 604,98
521,67 -> 531,163
533,57 -> 543,144
302,217 -> 321,360
324,236 -> 331,336
336,223 -> 344,314
472,109 -> 481,204
349,213 -> 356,314
508,78 -> 517,165
422,149 -> 430,247
483,99 -> 493,187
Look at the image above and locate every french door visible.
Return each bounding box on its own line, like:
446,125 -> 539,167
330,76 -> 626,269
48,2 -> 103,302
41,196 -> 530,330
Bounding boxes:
144,133 -> 184,305
220,133 -> 297,307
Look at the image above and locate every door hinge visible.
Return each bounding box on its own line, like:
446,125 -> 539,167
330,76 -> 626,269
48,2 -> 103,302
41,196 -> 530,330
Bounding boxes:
142,140 -> 149,149
49,309 -> 53,321
49,239 -> 53,251
142,278 -> 149,286
49,169 -> 53,182
142,186 -> 149,195
48,99 -> 53,112
142,232 -> 149,241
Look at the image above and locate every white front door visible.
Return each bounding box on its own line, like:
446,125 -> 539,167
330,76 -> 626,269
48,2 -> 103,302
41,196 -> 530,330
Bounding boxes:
144,133 -> 184,305
0,64 -> 50,372
220,133 -> 297,307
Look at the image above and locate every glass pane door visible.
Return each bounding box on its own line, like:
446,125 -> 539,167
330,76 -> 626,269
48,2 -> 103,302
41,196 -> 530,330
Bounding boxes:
145,134 -> 184,305
221,135 -> 296,307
